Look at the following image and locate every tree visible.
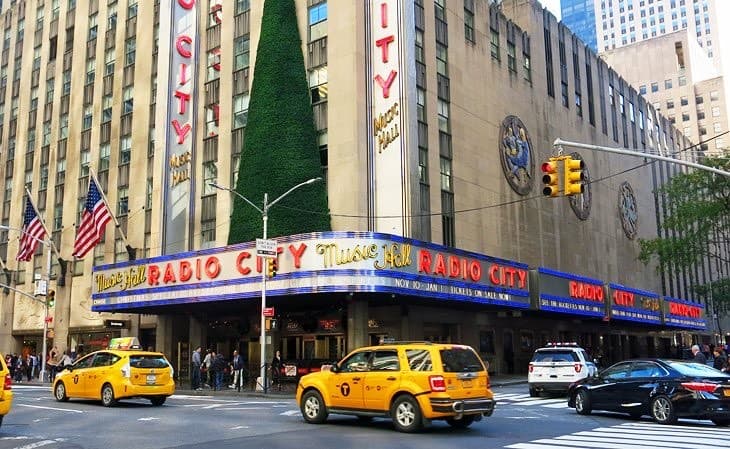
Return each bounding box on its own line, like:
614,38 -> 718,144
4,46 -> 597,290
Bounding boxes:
638,156 -> 730,311
228,0 -> 330,245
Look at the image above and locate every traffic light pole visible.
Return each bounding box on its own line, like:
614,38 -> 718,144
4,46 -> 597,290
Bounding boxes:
209,177 -> 322,393
553,138 -> 730,177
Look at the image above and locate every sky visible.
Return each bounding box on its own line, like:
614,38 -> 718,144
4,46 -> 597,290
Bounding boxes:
540,0 -> 562,20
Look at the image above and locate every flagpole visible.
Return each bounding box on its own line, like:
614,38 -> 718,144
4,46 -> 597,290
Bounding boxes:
88,169 -> 133,252
24,187 -> 62,261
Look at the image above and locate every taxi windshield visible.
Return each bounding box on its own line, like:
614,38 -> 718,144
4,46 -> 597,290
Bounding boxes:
129,355 -> 169,369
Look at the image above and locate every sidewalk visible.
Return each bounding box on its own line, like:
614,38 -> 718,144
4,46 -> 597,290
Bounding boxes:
172,374 -> 528,398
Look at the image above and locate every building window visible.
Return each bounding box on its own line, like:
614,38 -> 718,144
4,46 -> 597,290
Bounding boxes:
122,87 -> 133,114
464,0 -> 475,43
235,0 -> 250,15
309,66 -> 328,103
711,106 -> 720,117
436,43 -> 448,76
80,149 -> 90,177
128,0 -> 138,19
30,87 -> 39,111
437,99 -> 450,133
117,187 -> 129,216
507,42 -> 516,73
99,143 -> 110,170
415,29 -> 425,64
713,122 -> 722,133
680,96 -> 688,106
682,113 -> 689,121
490,28 -> 500,61
233,94 -> 249,129
234,36 -> 250,71
63,71 -> 72,95
664,79 -> 672,89
88,13 -> 98,41
308,2 -> 327,41
105,48 -> 116,76
107,3 -> 118,29
435,0 -> 446,21
125,37 -> 136,66
667,100 -> 674,109
59,114 -> 69,139
417,87 -> 426,122
46,78 -> 55,104
86,58 -> 96,85
82,105 -> 92,130
710,90 -> 719,101
102,95 -> 113,122
678,75 -> 686,86
207,48 -> 221,81
120,136 -> 131,165
651,82 -> 658,92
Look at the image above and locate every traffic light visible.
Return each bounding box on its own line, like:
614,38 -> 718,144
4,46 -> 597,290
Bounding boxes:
541,160 -> 560,197
563,156 -> 585,196
266,259 -> 277,278
47,289 -> 55,308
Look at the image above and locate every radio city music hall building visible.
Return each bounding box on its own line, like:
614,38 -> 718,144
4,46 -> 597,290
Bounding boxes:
0,0 -> 719,375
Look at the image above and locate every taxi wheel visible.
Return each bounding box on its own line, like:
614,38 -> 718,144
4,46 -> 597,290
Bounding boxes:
650,395 -> 677,425
574,390 -> 592,415
150,396 -> 166,406
54,382 -> 69,402
529,387 -> 539,397
101,384 -> 116,407
391,395 -> 422,433
446,415 -> 475,429
300,390 -> 328,424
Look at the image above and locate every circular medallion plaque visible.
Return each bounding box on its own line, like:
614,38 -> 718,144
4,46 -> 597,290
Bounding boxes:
618,181 -> 638,239
499,116 -> 535,196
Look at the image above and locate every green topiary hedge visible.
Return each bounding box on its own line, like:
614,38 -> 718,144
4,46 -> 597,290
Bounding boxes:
228,0 -> 331,244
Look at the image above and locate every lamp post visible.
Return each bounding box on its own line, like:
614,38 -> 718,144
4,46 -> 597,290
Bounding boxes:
0,225 -> 52,383
210,177 -> 322,392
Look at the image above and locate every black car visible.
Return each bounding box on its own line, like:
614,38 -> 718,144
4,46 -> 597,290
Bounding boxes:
567,359 -> 730,426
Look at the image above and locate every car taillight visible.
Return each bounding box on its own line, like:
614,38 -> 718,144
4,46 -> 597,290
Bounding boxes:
574,363 -> 582,373
429,375 -> 446,392
529,363 -> 534,373
681,382 -> 718,393
3,373 -> 11,390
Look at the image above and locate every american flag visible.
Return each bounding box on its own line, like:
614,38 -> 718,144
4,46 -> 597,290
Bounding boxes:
72,177 -> 113,258
16,195 -> 46,262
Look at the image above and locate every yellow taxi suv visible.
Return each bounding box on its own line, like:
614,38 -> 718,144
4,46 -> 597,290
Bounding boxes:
0,354 -> 13,427
53,340 -> 175,407
296,342 -> 495,432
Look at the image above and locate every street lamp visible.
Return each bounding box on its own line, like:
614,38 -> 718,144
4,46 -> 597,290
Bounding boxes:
210,177 -> 322,392
0,225 -> 53,383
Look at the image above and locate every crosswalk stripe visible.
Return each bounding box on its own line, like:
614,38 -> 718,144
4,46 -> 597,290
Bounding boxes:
542,402 -> 570,408
506,422 -> 728,449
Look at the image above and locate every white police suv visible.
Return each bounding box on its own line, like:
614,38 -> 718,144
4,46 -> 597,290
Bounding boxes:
527,343 -> 597,396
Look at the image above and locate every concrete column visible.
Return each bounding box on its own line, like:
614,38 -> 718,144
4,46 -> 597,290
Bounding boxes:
346,297 -> 368,351
52,285 -> 71,353
155,315 -> 175,360
189,315 -> 204,350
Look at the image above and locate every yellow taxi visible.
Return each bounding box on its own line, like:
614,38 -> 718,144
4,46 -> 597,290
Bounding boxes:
296,342 -> 495,432
0,354 -> 13,427
52,338 -> 175,407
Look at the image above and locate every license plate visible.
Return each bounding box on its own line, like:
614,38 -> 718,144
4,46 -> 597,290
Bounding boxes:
724,389 -> 730,397
462,380 -> 473,388
146,374 -> 156,385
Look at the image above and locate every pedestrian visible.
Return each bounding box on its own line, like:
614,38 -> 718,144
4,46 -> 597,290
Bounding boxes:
30,353 -> 39,380
230,350 -> 243,391
713,347 -> 728,372
47,346 -> 60,382
210,351 -> 225,391
60,350 -> 73,370
691,344 -> 707,364
191,346 -> 202,391
271,350 -> 283,391
202,349 -> 213,388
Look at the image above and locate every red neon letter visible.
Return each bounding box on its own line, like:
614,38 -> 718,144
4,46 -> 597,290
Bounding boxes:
171,120 -> 192,144
179,261 -> 192,282
381,2 -> 388,28
148,265 -> 160,286
178,0 -> 195,10
418,250 -> 432,274
288,243 -> 307,269
375,35 -> 395,63
176,35 -> 193,58
174,91 -> 191,115
374,70 -> 398,98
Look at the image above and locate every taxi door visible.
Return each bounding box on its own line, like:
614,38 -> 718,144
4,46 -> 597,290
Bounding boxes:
65,354 -> 95,398
85,352 -> 117,399
327,350 -> 370,410
362,349 -> 401,412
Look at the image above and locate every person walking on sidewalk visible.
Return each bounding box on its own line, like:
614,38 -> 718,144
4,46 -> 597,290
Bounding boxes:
230,350 -> 243,391
191,346 -> 202,391
270,350 -> 283,391
210,351 -> 226,391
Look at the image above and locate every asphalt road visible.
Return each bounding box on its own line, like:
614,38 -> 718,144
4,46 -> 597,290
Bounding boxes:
0,383 -> 726,449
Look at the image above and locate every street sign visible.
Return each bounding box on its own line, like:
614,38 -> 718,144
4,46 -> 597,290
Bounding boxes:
256,238 -> 278,258
263,307 -> 275,317
34,280 -> 48,296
